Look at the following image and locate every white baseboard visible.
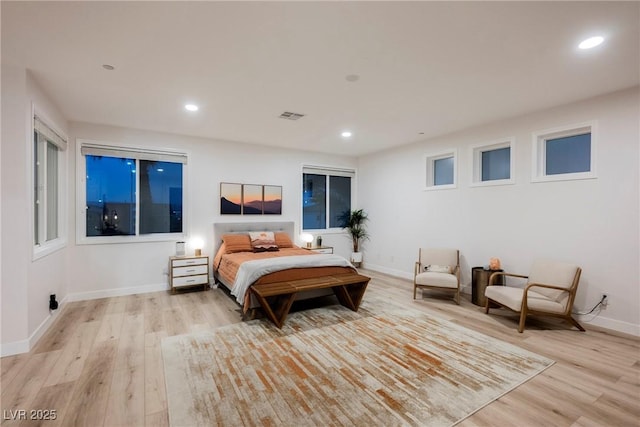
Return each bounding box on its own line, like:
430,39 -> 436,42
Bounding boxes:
0,340 -> 30,357
579,314 -> 640,337
363,263 -> 472,294
363,263 -> 638,336
1,282 -> 178,356
3,274 -> 636,356
1,295 -> 69,357
362,262 -> 413,281
65,282 -> 170,302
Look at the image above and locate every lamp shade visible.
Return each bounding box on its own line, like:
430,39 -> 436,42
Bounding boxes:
300,233 -> 313,248
191,237 -> 204,256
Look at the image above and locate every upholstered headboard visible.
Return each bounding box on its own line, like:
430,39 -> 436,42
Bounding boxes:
212,221 -> 295,254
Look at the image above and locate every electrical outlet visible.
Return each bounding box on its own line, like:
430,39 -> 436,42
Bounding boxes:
600,293 -> 608,308
49,294 -> 59,310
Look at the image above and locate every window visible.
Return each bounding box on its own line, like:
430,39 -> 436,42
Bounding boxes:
545,134 -> 590,175
79,141 -> 187,242
33,114 -> 67,257
471,139 -> 514,186
425,150 -> 457,190
302,166 -> 354,231
532,123 -> 596,182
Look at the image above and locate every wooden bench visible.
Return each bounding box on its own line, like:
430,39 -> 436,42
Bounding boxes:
250,273 -> 371,328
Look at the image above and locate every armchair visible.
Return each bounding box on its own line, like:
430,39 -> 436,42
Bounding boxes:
484,259 -> 584,333
413,248 -> 460,304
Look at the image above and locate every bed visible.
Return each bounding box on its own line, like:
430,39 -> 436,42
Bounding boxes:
212,222 -> 358,314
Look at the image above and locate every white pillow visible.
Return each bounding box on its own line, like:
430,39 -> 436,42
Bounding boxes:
426,264 -> 452,274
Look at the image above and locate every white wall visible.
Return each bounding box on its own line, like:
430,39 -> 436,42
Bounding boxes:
67,122 -> 357,299
26,73 -> 70,339
1,65 -> 70,356
358,87 -> 640,335
1,62 -> 30,351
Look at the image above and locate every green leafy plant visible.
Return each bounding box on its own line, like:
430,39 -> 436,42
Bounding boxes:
339,209 -> 369,253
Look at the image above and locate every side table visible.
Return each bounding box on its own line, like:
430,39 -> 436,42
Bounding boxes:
471,267 -> 505,306
169,255 -> 210,293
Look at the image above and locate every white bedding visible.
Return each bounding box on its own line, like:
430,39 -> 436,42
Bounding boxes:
230,254 -> 354,305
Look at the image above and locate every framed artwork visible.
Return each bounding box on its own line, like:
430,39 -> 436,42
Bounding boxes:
263,185 -> 282,214
220,182 -> 242,214
220,182 -> 282,215
242,184 -> 263,215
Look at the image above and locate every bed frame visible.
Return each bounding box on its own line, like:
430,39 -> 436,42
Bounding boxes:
212,221 -> 336,308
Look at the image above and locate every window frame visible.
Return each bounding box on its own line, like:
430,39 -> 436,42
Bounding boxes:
470,138 -> 515,187
32,106 -> 68,260
301,165 -> 356,233
76,139 -> 189,245
532,122 -> 597,183
424,149 -> 457,191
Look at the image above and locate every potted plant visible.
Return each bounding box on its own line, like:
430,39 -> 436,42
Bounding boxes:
339,209 -> 369,267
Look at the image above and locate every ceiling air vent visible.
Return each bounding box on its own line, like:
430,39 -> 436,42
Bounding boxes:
278,111 -> 305,120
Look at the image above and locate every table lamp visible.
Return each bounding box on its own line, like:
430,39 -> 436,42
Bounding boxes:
191,237 -> 204,256
300,233 -> 314,248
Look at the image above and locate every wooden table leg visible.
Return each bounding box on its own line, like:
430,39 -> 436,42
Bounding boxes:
252,291 -> 296,328
332,281 -> 368,312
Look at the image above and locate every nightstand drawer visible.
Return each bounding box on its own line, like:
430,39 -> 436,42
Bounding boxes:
312,248 -> 333,254
172,257 -> 208,267
173,264 -> 208,277
173,274 -> 209,288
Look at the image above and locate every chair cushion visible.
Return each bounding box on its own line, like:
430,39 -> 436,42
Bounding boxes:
420,248 -> 458,268
485,286 -> 566,314
415,272 -> 458,288
528,259 -> 579,302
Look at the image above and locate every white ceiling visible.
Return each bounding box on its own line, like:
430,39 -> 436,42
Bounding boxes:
3,1 -> 638,157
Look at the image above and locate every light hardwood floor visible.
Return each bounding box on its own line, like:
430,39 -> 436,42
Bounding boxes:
1,269 -> 638,426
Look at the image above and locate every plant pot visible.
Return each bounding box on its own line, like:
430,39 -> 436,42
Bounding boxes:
351,252 -> 363,267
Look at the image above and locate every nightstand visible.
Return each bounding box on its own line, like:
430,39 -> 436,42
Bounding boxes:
471,267 -> 504,306
303,246 -> 334,254
169,256 -> 209,293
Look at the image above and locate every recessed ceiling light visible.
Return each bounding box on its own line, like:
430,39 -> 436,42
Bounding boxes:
578,36 -> 604,50
184,104 -> 199,112
341,131 -> 352,138
102,64 -> 115,70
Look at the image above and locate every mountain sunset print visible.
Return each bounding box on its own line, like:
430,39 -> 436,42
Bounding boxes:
220,183 -> 281,215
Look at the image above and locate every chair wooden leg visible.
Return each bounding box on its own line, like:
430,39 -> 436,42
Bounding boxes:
454,289 -> 460,305
518,308 -> 528,333
485,298 -> 491,314
413,285 -> 417,299
568,316 -> 586,332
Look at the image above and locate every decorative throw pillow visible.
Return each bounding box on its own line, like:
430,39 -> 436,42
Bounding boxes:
249,231 -> 279,252
426,264 -> 452,274
221,234 -> 253,253
274,232 -> 294,248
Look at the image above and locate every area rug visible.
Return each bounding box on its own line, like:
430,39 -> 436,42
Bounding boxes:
162,302 -> 553,426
